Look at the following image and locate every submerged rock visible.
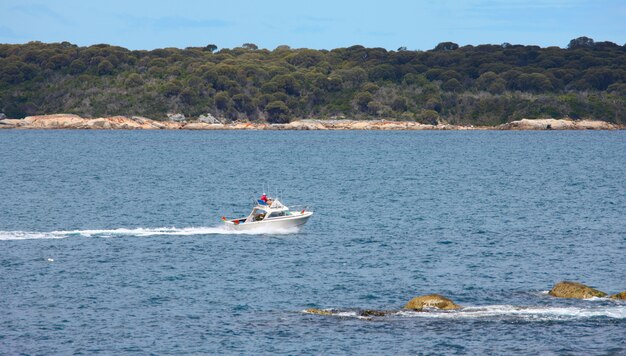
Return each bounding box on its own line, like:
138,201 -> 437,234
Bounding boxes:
404,294 -> 461,310
548,281 -> 607,299
304,308 -> 335,316
610,291 -> 626,300
359,309 -> 391,317
305,308 -> 391,318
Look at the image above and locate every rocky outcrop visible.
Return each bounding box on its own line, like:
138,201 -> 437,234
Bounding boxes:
0,114 -> 178,130
198,113 -> 224,124
404,294 -> 461,310
304,308 -> 392,318
309,120 -> 444,130
0,118 -> 24,128
166,113 -> 186,122
499,118 -> 618,130
284,120 -> 328,130
548,281 -> 607,299
22,114 -> 86,128
0,115 -> 621,130
304,308 -> 335,316
610,291 -> 626,300
359,309 -> 391,317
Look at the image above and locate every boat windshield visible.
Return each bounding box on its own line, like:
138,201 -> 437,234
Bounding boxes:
267,211 -> 287,218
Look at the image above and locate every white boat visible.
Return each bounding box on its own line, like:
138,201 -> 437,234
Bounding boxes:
222,196 -> 313,231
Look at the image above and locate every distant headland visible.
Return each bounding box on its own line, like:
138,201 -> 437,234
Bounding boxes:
0,37 -> 624,127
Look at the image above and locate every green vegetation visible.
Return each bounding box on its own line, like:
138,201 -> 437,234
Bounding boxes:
0,37 -> 624,125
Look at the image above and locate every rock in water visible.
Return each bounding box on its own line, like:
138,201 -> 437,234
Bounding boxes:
610,291 -> 626,300
359,309 -> 390,317
304,308 -> 335,316
548,281 -> 607,299
404,294 -> 461,310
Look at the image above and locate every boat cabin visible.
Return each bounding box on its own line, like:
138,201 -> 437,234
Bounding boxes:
245,198 -> 290,223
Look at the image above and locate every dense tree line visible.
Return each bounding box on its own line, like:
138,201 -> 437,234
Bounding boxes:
0,36 -> 624,125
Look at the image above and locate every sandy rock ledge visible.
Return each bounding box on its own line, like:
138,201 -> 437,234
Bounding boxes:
610,291 -> 626,300
548,281 -> 607,299
404,294 -> 461,310
0,114 -> 621,130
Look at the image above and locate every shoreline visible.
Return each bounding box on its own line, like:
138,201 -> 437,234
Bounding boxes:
0,114 -> 622,131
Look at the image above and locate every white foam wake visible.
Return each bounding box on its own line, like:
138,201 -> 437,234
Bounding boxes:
396,304 -> 626,320
0,225 -> 300,240
0,231 -> 68,241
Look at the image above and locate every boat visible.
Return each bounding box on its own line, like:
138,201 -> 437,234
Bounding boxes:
221,195 -> 313,231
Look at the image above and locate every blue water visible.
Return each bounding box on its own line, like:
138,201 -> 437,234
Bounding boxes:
1,130 -> 625,354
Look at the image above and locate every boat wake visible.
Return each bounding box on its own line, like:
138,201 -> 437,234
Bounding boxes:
0,225 -> 300,240
304,304 -> 626,321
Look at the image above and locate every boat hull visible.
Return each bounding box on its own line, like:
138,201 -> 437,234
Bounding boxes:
224,212 -> 312,231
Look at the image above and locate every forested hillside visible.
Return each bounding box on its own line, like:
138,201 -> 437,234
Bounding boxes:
0,37 -> 624,125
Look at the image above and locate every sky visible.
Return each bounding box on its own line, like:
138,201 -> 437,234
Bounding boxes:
0,0 -> 624,51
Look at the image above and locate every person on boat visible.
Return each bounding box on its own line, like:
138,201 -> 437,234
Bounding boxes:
260,193 -> 268,203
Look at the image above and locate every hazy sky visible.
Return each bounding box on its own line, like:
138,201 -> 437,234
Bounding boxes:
0,0 -> 624,50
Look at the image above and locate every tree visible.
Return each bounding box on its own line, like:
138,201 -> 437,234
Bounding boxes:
517,73 -> 553,92
125,73 -> 144,87
442,78 -> 463,92
204,44 -> 218,52
581,68 -> 620,90
402,73 -> 428,86
162,80 -> 182,97
354,92 -> 373,111
368,64 -> 396,82
287,49 -> 323,67
242,43 -> 258,50
265,101 -> 290,123
361,82 -> 379,93
214,92 -> 231,111
391,97 -> 408,112
419,109 -> 440,125
476,71 -> 499,91
97,59 -> 114,75
0,62 -> 24,84
568,36 -> 594,49
232,93 -> 255,114
434,42 -> 459,51
367,101 -> 384,115
69,59 -> 86,74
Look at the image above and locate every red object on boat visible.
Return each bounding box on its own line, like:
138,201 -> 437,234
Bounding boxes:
234,220 -> 240,225
301,210 -> 305,214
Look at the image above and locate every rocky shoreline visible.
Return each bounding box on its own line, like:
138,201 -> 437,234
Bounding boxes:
0,114 -> 622,130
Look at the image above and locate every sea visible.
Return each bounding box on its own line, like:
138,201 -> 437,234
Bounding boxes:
1,130 -> 624,355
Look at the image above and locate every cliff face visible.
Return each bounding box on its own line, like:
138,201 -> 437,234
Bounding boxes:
0,114 -> 622,130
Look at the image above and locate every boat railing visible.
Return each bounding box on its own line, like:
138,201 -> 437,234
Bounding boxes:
289,205 -> 312,212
